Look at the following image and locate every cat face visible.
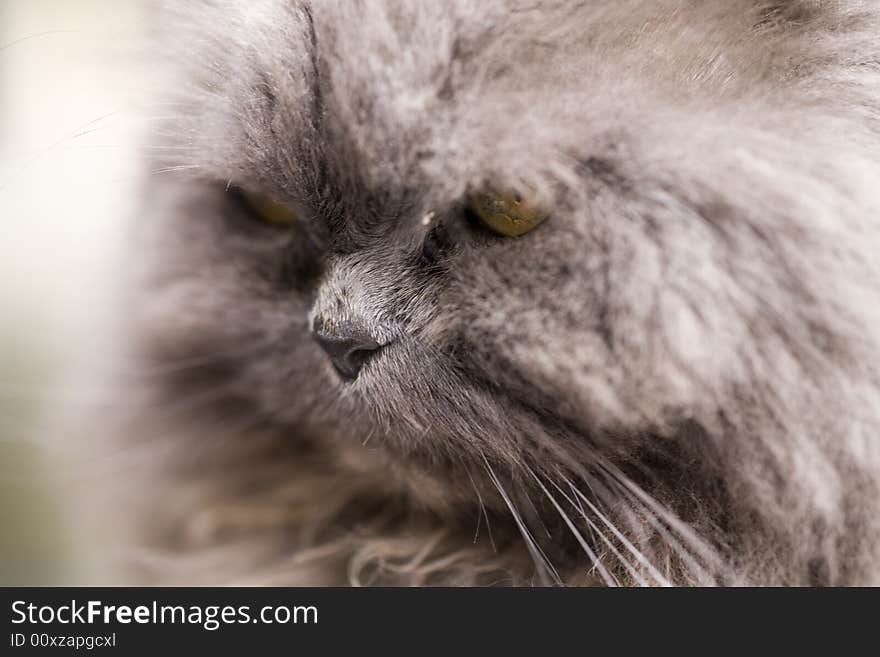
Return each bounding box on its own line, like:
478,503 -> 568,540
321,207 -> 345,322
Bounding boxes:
142,4 -> 649,465
132,1 -> 880,583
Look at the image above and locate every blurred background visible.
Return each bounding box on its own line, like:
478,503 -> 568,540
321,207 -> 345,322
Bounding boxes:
1,0 -> 147,584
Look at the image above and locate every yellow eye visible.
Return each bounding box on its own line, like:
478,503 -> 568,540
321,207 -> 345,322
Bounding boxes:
240,190 -> 300,226
468,190 -> 548,237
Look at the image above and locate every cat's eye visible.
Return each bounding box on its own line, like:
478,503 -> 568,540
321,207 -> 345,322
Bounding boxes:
238,189 -> 300,226
468,190 -> 548,237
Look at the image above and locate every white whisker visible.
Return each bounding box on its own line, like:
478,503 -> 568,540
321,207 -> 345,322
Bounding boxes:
557,471 -> 671,586
595,458 -> 724,577
481,453 -> 560,586
464,465 -> 496,552
525,465 -> 617,586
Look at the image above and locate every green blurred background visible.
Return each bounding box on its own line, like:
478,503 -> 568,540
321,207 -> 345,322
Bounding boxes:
1,0 -> 145,584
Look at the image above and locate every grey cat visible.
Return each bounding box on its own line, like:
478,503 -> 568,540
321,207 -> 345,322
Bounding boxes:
76,0 -> 880,585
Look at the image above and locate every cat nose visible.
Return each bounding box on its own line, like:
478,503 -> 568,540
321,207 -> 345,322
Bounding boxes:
311,321 -> 383,381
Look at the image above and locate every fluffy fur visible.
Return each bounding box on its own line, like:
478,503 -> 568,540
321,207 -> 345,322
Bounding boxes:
72,0 -> 880,585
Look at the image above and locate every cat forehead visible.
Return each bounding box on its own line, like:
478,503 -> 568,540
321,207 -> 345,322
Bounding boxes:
163,1 -> 603,199
310,2 -> 566,200
161,1 -> 804,206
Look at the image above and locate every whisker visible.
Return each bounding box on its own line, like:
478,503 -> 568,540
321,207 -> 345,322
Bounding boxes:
150,164 -> 206,175
464,465 -> 496,552
0,111 -> 120,190
557,471 -> 671,586
518,477 -> 554,541
548,476 -> 652,586
595,458 -> 724,576
525,464 -> 617,586
591,465 -> 719,584
0,29 -> 82,51
480,453 -> 560,586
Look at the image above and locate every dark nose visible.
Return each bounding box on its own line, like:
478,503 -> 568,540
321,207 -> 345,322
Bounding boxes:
312,323 -> 383,381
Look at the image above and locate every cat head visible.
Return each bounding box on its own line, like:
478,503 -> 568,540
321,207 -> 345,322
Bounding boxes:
130,0 -> 880,584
